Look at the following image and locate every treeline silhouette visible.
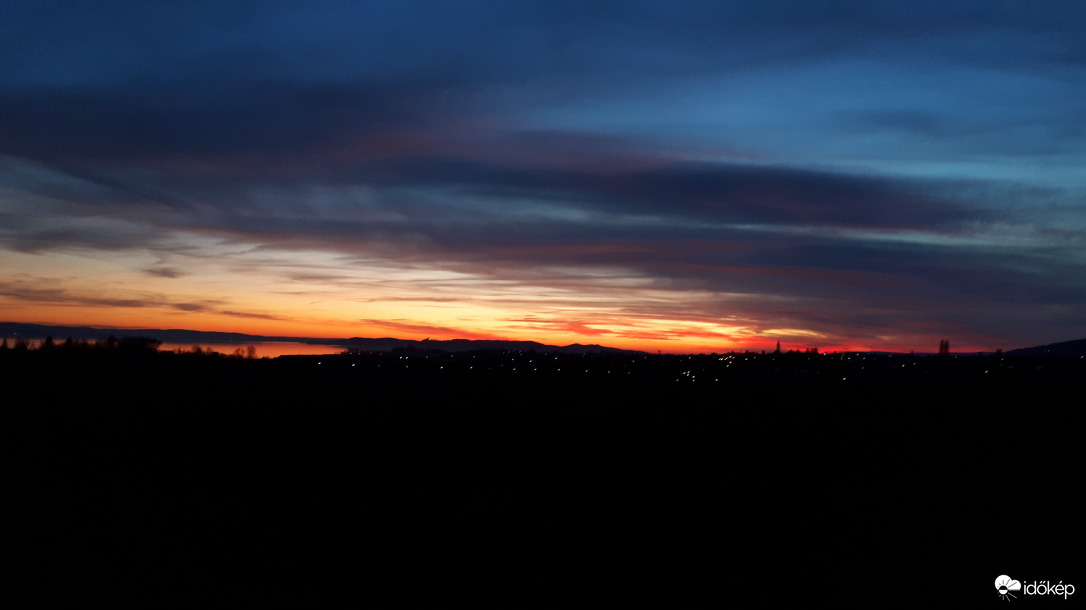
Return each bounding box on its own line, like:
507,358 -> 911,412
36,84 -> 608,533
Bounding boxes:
5,346 -> 1083,608
1,334 -> 258,358
2,334 -> 163,352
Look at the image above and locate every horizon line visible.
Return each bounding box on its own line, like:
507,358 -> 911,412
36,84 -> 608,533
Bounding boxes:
0,319 -> 1061,356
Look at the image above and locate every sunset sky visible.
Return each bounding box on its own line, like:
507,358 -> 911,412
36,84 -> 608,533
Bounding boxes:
2,1 -> 1085,353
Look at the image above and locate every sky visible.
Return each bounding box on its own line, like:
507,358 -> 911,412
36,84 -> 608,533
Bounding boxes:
2,1 -> 1085,353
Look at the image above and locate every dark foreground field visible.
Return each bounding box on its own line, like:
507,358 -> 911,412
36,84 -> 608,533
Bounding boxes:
5,346 -> 1084,608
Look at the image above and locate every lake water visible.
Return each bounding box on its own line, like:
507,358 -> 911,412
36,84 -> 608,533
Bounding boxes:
158,342 -> 347,358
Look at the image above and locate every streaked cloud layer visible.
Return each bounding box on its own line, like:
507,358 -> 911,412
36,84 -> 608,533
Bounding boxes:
2,1 -> 1084,352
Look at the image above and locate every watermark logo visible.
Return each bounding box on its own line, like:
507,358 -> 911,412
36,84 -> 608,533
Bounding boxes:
995,575 -> 1075,601
996,575 -> 1021,601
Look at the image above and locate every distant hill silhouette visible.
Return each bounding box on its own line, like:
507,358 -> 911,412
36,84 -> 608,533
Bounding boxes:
340,336 -> 638,355
0,322 -> 643,355
1005,337 -> 1086,357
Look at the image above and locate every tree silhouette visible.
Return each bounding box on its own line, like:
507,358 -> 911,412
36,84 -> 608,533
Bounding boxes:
119,337 -> 162,352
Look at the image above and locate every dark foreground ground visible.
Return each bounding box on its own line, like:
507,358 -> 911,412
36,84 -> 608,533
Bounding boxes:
4,346 -> 1084,608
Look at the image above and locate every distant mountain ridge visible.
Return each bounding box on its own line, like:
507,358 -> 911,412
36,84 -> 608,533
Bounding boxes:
0,322 -> 642,355
1005,338 -> 1086,357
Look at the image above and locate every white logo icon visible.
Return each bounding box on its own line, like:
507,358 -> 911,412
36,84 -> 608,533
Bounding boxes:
996,575 -> 1022,601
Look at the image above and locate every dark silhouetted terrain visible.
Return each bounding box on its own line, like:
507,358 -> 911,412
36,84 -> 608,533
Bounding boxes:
1007,337 -> 1086,357
4,343 -> 1083,607
0,322 -> 643,355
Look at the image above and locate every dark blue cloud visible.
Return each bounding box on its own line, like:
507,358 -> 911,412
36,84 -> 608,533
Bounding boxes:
0,77 -> 458,162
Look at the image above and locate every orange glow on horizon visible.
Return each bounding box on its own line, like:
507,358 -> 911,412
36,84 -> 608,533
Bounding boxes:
0,248 -> 1003,355
0,305 -> 990,355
